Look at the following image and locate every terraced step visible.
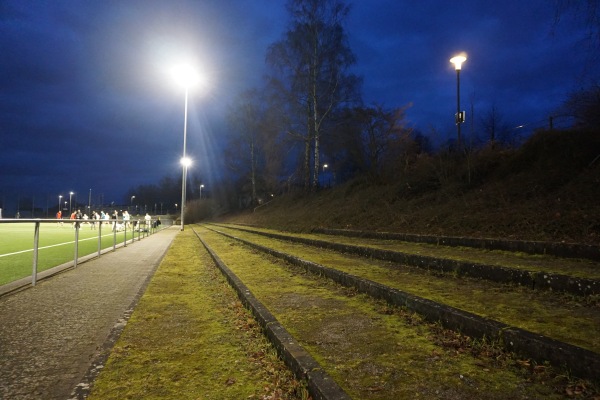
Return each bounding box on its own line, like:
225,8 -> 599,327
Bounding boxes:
204,224 -> 600,383
194,226 -> 599,398
313,228 -> 600,261
214,223 -> 600,296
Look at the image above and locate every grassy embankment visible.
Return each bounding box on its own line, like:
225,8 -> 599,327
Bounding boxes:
224,129 -> 600,245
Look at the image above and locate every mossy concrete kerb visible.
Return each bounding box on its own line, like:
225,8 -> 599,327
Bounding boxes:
209,227 -> 600,383
193,230 -> 351,400
221,225 -> 600,296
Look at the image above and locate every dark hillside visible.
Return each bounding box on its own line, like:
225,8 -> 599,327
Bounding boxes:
224,129 -> 600,245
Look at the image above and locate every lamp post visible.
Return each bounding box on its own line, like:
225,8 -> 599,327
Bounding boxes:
180,157 -> 192,228
58,195 -> 62,213
130,195 -> 136,214
450,54 -> 467,149
69,191 -> 74,215
171,64 -> 200,231
199,184 -> 204,199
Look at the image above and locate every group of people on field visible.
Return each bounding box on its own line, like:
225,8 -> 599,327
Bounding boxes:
55,209 -> 157,232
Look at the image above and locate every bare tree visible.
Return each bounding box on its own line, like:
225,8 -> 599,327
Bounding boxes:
267,0 -> 360,191
327,105 -> 409,181
480,105 -> 512,148
226,89 -> 268,205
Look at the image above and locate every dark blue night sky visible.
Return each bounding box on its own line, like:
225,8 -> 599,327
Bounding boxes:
1,0 -> 598,215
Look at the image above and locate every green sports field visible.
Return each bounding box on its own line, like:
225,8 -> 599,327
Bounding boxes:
0,222 -> 139,286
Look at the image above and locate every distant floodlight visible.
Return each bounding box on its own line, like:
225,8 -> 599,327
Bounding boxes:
180,157 -> 192,167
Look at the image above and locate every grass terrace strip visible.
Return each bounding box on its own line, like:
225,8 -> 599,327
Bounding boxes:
312,228 -> 600,261
212,223 -> 600,296
204,225 -> 600,383
192,227 -> 351,400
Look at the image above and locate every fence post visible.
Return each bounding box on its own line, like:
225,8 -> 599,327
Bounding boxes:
97,220 -> 102,258
32,221 -> 40,286
74,222 -> 80,268
113,222 -> 117,251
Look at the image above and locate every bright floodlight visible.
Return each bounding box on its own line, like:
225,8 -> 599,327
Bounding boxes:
180,157 -> 192,167
450,55 -> 467,70
171,64 -> 200,88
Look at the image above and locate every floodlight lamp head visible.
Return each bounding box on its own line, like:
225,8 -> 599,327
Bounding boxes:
171,64 -> 200,89
450,55 -> 467,70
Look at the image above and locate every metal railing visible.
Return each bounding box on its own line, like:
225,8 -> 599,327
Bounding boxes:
0,217 -> 172,293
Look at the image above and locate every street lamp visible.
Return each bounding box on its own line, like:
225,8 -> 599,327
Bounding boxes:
69,191 -> 74,215
200,184 -> 204,199
130,195 -> 136,214
450,54 -> 467,149
171,63 -> 200,231
58,195 -> 62,213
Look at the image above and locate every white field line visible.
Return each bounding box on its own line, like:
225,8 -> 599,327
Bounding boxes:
0,233 -> 120,258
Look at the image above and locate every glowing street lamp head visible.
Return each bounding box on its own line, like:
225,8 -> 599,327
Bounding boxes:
450,54 -> 467,70
180,157 -> 192,167
171,63 -> 201,89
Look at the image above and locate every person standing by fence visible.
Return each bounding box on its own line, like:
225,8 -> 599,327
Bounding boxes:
144,213 -> 151,231
112,210 -> 119,231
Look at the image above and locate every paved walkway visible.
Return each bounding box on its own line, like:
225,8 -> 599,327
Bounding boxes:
0,226 -> 180,400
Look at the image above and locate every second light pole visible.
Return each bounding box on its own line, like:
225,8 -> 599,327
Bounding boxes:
450,54 -> 467,149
